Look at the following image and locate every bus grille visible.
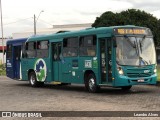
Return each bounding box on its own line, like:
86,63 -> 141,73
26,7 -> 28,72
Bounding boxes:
126,69 -> 152,78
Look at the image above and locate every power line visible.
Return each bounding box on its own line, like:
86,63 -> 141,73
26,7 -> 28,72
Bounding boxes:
3,17 -> 53,27
4,17 -> 32,26
38,19 -> 53,26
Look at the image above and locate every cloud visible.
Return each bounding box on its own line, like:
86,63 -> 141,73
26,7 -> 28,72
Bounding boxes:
117,0 -> 160,12
117,0 -> 160,18
151,10 -> 160,19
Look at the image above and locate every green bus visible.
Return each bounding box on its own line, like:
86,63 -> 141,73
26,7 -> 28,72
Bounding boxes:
7,25 -> 157,92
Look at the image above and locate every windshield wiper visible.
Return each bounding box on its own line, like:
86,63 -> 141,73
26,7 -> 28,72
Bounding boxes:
139,56 -> 149,65
124,35 -> 139,56
141,35 -> 146,44
124,35 -> 136,48
139,35 -> 146,53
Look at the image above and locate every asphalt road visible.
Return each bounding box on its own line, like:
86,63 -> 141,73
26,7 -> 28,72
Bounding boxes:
0,76 -> 160,119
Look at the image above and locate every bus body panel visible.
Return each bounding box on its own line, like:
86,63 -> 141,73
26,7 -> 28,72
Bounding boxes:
114,65 -> 157,87
6,38 -> 27,79
21,57 -> 52,82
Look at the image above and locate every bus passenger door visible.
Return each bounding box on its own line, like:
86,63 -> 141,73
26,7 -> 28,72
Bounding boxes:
13,45 -> 21,79
99,38 -> 112,84
52,42 -> 62,81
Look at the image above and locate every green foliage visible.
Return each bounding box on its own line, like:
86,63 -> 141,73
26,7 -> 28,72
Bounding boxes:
0,64 -> 6,76
92,9 -> 160,46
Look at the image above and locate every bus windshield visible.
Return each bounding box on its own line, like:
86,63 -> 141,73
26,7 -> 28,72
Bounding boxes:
116,36 -> 156,66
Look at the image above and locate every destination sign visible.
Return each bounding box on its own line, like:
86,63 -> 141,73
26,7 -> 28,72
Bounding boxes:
114,28 -> 151,35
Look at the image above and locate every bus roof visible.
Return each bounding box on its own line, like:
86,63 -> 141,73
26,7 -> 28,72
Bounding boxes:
7,38 -> 28,45
27,25 -> 149,42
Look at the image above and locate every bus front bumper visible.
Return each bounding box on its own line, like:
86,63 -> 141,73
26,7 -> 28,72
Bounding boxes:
114,74 -> 157,87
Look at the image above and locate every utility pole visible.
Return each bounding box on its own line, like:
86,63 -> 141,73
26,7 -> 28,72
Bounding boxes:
34,14 -> 36,35
34,10 -> 44,35
0,0 -> 4,64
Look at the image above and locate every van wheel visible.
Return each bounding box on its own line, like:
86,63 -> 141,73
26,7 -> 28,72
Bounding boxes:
29,72 -> 44,87
121,86 -> 132,91
85,74 -> 100,93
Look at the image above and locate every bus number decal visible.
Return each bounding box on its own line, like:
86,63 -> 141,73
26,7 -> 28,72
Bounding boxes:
7,60 -> 12,67
85,60 -> 92,68
34,58 -> 47,82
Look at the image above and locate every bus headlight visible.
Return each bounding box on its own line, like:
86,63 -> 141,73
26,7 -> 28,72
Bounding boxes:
117,66 -> 124,75
154,69 -> 157,73
118,69 -> 124,75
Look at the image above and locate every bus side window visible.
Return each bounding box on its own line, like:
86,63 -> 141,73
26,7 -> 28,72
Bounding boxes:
79,35 -> 96,56
37,41 -> 49,58
63,37 -> 78,57
26,42 -> 36,58
22,43 -> 26,58
6,44 -> 12,59
53,43 -> 61,61
15,46 -> 21,60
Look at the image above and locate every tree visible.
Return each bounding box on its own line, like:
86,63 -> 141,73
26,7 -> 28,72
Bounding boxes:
92,9 -> 160,46
92,11 -> 125,27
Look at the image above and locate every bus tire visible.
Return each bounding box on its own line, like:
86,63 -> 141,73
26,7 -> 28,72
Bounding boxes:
29,72 -> 43,87
38,82 -> 44,87
85,73 -> 100,93
121,86 -> 132,91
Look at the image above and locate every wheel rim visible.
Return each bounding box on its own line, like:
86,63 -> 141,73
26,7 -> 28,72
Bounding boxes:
89,78 -> 95,91
30,75 -> 35,85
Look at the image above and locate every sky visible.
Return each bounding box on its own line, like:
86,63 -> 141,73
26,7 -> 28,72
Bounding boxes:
1,0 -> 160,37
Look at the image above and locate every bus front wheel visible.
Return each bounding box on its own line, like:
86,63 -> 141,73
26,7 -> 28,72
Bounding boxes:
85,74 -> 100,93
29,72 -> 44,87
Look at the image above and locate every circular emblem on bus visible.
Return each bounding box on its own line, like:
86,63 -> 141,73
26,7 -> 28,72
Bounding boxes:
34,58 -> 47,82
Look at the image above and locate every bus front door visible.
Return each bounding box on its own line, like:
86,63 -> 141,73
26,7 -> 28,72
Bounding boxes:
13,45 -> 21,79
99,38 -> 112,84
52,42 -> 62,81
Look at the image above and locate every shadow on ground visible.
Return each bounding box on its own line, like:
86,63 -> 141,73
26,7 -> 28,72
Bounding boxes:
14,82 -> 155,96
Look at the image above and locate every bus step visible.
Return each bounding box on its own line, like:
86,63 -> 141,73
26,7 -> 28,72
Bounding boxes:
51,81 -> 62,85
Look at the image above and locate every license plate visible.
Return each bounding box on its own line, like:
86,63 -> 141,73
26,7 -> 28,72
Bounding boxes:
138,79 -> 144,82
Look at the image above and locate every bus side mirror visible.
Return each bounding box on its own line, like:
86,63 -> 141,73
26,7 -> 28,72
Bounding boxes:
22,53 -> 25,58
113,38 -> 117,47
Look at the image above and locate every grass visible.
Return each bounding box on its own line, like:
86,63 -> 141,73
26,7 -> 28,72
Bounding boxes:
157,65 -> 160,81
0,64 -> 6,76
